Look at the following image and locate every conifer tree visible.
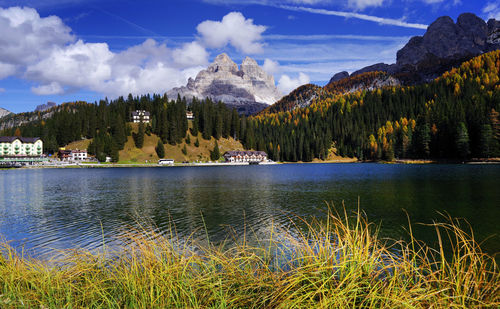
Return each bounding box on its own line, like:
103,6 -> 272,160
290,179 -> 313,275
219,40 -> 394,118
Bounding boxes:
110,141 -> 120,162
156,140 -> 165,158
210,140 -> 220,161
231,108 -> 240,139
135,122 -> 145,148
456,122 -> 470,160
479,124 -> 492,158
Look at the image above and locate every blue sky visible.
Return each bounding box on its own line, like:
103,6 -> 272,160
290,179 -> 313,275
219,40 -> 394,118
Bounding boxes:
0,0 -> 498,113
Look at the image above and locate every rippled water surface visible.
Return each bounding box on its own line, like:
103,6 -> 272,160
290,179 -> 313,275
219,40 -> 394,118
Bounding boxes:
1,164 -> 499,256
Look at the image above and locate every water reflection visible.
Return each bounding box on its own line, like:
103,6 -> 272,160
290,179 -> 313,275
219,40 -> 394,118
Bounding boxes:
0,164 -> 498,257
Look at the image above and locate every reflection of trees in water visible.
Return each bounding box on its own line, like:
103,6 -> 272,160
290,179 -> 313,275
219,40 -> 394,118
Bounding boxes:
1,164 -> 498,256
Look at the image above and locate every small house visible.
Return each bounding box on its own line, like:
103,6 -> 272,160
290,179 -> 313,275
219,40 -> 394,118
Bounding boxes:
71,149 -> 88,161
131,110 -> 150,123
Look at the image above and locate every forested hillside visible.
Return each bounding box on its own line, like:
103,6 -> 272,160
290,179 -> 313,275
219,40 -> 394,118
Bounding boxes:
244,51 -> 500,161
0,95 -> 246,162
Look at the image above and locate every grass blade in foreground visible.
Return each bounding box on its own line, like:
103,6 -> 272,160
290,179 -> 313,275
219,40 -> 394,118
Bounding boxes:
0,206 -> 498,308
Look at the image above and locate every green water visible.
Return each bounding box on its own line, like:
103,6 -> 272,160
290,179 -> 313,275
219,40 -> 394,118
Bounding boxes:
0,163 -> 498,256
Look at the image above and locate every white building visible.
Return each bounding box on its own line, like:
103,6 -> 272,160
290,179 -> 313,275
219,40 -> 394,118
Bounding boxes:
0,136 -> 43,157
71,149 -> 87,161
223,151 -> 267,163
131,110 -> 150,123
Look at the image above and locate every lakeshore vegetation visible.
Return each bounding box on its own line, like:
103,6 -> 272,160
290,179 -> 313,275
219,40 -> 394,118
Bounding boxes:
0,207 -> 498,308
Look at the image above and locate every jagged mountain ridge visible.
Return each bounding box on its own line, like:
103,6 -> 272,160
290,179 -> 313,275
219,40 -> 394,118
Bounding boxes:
35,102 -> 57,112
332,13 -> 500,84
262,12 -> 499,115
167,53 -> 282,115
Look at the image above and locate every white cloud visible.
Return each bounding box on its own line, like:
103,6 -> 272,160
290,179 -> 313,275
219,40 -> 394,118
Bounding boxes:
483,2 -> 500,20
0,62 -> 17,79
279,5 -> 428,29
347,0 -> 384,10
27,40 -> 113,90
0,8 -> 273,97
262,58 -> 280,74
196,12 -> 267,53
421,0 -> 444,3
0,6 -> 74,66
31,82 -> 64,95
172,41 -> 209,67
277,72 -> 310,94
0,87 -> 5,93
288,0 -> 327,3
203,0 -> 331,5
0,7 -> 257,97
25,38 -> 202,97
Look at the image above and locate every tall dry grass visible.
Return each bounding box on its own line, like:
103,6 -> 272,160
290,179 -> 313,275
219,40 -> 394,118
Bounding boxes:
0,206 -> 498,308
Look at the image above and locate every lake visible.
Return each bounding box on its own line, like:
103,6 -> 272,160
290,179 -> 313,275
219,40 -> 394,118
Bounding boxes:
0,163 -> 499,257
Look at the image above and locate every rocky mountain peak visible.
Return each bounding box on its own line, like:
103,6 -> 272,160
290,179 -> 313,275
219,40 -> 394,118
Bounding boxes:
167,53 -> 283,115
397,13 -> 498,69
0,107 -> 12,119
329,71 -> 349,83
325,12 -> 499,91
208,53 -> 238,73
35,102 -> 57,112
241,56 -> 258,66
457,13 -> 488,46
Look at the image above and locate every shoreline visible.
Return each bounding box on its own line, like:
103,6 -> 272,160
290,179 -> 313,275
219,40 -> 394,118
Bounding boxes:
4,157 -> 500,169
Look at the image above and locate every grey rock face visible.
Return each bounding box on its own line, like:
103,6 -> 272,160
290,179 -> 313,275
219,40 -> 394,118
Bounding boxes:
0,107 -> 12,119
330,13 -> 499,86
167,53 -> 282,114
458,13 -> 488,47
329,71 -> 349,83
488,19 -> 500,44
35,102 -> 57,112
351,63 -> 399,76
397,13 -> 499,68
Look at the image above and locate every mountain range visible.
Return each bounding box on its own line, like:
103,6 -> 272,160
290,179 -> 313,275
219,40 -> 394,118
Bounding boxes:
331,13 -> 500,85
262,12 -> 499,114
